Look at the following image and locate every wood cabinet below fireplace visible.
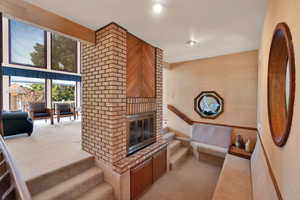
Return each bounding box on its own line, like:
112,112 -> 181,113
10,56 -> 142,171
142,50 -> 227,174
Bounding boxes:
127,33 -> 156,98
130,147 -> 167,200
153,148 -> 167,182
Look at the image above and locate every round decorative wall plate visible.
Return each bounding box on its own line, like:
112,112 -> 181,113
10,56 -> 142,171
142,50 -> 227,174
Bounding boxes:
194,91 -> 224,119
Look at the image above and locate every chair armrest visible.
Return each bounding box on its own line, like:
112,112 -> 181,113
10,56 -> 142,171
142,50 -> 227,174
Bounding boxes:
45,108 -> 53,116
28,111 -> 34,119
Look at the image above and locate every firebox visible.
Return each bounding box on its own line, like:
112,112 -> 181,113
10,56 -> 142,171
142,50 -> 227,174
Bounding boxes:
127,112 -> 156,156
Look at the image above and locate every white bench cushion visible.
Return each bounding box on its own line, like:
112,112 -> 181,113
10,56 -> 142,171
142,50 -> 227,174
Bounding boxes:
191,141 -> 227,158
212,154 -> 252,200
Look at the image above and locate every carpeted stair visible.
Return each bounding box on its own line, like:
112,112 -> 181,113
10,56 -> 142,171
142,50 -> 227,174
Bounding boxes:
164,131 -> 189,170
27,157 -> 114,200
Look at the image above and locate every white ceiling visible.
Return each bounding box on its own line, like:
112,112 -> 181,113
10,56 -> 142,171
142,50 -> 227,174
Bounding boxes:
24,0 -> 267,63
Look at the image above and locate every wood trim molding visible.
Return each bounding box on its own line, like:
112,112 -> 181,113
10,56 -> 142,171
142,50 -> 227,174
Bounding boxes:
167,104 -> 257,131
167,104 -> 193,125
192,121 -> 257,131
95,22 -> 127,33
0,0 -> 95,44
256,131 -> 283,200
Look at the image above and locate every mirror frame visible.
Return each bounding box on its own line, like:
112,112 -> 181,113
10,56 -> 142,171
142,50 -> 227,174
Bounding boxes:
267,22 -> 295,147
194,91 -> 224,119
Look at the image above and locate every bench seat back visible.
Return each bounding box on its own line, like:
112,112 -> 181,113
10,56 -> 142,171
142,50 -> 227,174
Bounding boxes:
191,124 -> 232,148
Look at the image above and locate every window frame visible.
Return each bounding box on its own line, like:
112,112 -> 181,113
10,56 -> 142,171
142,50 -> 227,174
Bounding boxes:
8,19 -> 48,69
50,33 -> 78,73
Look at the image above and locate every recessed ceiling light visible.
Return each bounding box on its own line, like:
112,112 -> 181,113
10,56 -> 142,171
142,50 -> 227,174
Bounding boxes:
186,40 -> 198,47
152,3 -> 163,14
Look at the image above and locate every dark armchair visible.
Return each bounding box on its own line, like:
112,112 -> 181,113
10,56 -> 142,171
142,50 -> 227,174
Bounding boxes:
55,103 -> 76,123
28,103 -> 53,125
2,112 -> 33,136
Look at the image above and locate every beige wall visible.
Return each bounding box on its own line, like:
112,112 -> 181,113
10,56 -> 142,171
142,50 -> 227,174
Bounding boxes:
164,50 -> 258,137
257,0 -> 300,199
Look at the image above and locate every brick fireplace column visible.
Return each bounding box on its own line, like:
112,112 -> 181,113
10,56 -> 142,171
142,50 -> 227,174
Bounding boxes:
81,23 -> 127,166
81,23 -> 164,174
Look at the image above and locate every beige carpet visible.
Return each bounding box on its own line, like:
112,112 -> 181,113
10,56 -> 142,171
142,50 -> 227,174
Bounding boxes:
5,119 -> 91,181
140,155 -> 222,200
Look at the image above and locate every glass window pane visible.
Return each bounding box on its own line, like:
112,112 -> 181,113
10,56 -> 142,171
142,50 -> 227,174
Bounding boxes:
10,76 -> 45,111
51,80 -> 76,108
9,20 -> 46,67
51,34 -> 77,73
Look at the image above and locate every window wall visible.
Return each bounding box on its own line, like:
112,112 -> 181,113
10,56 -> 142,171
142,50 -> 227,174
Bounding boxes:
2,16 -> 81,111
51,80 -> 76,108
3,17 -> 80,74
9,76 -> 46,111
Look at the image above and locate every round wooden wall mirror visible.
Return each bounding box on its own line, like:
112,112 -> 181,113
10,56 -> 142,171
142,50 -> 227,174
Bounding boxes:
268,23 -> 295,147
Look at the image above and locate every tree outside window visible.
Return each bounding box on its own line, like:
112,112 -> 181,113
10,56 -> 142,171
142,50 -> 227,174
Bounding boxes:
51,34 -> 77,73
9,20 -> 46,67
51,80 -> 76,109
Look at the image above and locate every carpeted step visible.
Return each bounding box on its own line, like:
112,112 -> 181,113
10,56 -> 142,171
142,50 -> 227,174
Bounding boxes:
168,140 -> 181,156
163,132 -> 175,143
170,147 -> 189,170
27,156 -> 95,196
77,183 -> 114,200
33,167 -> 103,200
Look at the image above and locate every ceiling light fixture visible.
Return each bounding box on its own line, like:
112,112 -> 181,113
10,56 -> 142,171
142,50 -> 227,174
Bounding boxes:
152,3 -> 163,14
186,40 -> 198,47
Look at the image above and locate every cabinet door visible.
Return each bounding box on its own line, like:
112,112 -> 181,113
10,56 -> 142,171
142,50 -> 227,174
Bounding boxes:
153,148 -> 167,182
130,158 -> 153,200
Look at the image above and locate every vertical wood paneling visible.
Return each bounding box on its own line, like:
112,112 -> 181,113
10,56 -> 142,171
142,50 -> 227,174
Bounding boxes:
127,33 -> 142,97
141,42 -> 156,97
127,33 -> 156,97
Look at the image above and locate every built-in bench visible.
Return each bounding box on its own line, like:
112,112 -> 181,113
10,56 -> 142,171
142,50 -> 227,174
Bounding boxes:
191,124 -> 232,160
189,123 -> 278,200
212,139 -> 278,200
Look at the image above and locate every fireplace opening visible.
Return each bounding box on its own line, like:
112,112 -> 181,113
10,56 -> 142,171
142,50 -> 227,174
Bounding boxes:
127,112 -> 156,156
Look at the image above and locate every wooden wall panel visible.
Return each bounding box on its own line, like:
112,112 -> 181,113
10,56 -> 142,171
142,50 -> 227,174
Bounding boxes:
127,33 -> 156,97
127,33 -> 142,97
141,42 -> 156,97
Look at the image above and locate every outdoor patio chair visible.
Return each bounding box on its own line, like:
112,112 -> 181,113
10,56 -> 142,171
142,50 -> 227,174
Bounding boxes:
55,103 -> 76,123
28,103 -> 54,125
